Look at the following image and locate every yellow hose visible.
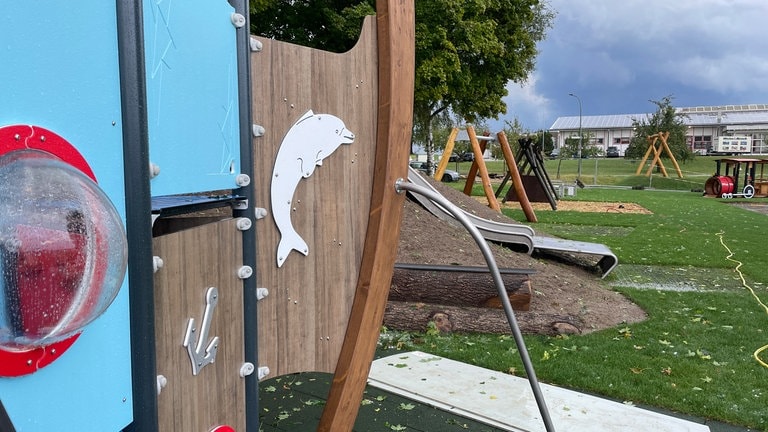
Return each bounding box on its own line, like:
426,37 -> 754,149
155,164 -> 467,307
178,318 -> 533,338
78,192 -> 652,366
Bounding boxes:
717,231 -> 768,369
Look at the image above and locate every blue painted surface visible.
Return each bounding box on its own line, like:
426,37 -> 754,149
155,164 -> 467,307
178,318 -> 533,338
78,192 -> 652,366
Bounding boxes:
144,0 -> 242,196
0,3 -> 133,431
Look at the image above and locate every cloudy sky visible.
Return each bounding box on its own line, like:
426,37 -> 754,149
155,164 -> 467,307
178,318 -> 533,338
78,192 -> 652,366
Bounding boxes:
493,0 -> 768,132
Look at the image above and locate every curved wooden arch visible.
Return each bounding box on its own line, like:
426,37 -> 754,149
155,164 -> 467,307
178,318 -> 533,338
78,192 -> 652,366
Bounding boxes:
320,1 -> 414,429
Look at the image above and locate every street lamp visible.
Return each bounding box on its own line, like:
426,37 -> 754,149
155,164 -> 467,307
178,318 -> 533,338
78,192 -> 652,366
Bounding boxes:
568,92 -> 583,180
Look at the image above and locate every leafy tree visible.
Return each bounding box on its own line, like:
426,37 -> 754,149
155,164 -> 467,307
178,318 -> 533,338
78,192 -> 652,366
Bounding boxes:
533,129 -> 554,155
250,0 -> 554,170
625,96 -> 693,163
560,132 -> 601,158
414,0 -> 554,166
250,1 -> 374,53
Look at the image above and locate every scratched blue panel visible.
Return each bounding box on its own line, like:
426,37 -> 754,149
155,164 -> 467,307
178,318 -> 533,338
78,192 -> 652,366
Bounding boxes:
144,0 -> 242,196
0,2 -> 132,431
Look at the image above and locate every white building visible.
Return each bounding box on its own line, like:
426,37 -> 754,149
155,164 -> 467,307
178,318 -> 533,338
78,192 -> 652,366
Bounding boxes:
549,104 -> 768,156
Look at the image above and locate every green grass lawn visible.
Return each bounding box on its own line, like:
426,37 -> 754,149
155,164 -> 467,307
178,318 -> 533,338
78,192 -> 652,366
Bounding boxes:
383,176 -> 768,429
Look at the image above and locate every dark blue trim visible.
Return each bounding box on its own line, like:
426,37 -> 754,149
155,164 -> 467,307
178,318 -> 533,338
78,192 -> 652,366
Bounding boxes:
116,1 -> 158,431
229,1 -> 259,431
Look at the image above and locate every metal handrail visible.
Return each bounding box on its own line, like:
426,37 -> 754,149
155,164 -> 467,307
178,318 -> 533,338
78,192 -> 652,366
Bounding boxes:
395,179 -> 555,432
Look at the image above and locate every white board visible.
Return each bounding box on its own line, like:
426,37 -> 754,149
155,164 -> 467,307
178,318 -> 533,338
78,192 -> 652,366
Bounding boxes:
368,351 -> 710,432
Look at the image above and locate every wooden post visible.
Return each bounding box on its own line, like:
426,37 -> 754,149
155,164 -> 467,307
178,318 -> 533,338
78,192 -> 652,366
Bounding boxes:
659,132 -> 683,178
497,132 -> 537,222
318,1 -> 414,430
434,127 -> 459,182
644,134 -> 669,177
462,136 -> 484,195
635,136 -> 656,175
466,126 -> 500,211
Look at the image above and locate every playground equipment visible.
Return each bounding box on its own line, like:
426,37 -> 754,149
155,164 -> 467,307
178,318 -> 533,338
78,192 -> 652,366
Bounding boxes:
704,158 -> 768,199
435,126 -> 539,221
2,2 -> 697,431
635,132 -> 684,178
0,1 -> 416,431
501,136 -> 558,211
406,168 -> 619,278
460,126 -> 502,211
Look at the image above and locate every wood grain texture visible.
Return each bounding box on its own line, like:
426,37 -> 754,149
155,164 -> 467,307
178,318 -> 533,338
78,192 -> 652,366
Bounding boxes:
390,268 -> 531,311
319,0 -> 415,430
153,219 -> 245,432
384,301 -> 583,335
497,131 -> 537,222
251,16 -> 378,376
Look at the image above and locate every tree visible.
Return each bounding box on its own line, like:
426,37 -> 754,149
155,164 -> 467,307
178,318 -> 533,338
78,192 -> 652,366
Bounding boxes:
534,129 -> 554,155
250,0 -> 554,168
561,132 -> 600,158
250,1 -> 374,53
413,0 -> 554,168
625,96 -> 694,163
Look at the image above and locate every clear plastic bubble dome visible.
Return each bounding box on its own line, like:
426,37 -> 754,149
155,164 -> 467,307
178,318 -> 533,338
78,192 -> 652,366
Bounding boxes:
0,150 -> 128,350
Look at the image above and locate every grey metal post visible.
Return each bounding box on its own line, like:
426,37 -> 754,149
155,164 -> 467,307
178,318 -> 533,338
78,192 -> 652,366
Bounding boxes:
569,93 -> 583,180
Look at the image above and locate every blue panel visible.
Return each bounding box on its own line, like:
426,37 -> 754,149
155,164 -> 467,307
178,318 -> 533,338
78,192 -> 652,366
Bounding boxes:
0,3 -> 133,431
144,0 -> 242,196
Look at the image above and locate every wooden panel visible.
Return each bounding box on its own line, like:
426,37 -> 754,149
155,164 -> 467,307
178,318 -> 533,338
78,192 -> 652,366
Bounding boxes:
153,219 -> 245,432
251,17 -> 378,376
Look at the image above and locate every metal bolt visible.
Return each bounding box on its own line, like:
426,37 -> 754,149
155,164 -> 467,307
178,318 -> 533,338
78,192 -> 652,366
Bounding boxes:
40,136 -> 46,142
249,37 -> 263,52
230,13 -> 246,28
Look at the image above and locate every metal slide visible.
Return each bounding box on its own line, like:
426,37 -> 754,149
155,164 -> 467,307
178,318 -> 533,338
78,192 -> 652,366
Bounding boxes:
406,167 -> 618,278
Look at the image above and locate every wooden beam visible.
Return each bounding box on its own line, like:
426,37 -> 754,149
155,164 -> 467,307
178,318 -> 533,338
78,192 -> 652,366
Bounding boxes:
644,135 -> 669,177
467,126 -> 500,211
318,1 -> 415,430
434,127 -> 459,181
659,132 -> 683,178
497,132 -> 537,222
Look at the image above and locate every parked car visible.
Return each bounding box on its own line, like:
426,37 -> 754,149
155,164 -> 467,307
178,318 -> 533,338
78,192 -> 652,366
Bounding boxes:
461,152 -> 474,162
440,169 -> 460,182
448,153 -> 460,162
409,160 -> 428,173
606,146 -> 620,158
549,148 -> 560,159
408,161 -> 460,182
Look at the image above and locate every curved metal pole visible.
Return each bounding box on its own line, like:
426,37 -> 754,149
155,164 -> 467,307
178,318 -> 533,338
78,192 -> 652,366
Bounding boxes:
395,179 -> 556,432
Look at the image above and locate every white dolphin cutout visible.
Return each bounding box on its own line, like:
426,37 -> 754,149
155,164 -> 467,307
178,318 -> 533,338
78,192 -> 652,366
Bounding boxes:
270,110 -> 355,267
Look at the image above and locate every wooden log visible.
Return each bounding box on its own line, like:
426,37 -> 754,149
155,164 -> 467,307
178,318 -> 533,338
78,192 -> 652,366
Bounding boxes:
390,264 -> 531,311
383,301 -> 583,335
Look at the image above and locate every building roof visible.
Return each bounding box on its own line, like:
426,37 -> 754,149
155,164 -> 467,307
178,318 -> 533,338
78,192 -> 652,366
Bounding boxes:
550,104 -> 768,131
